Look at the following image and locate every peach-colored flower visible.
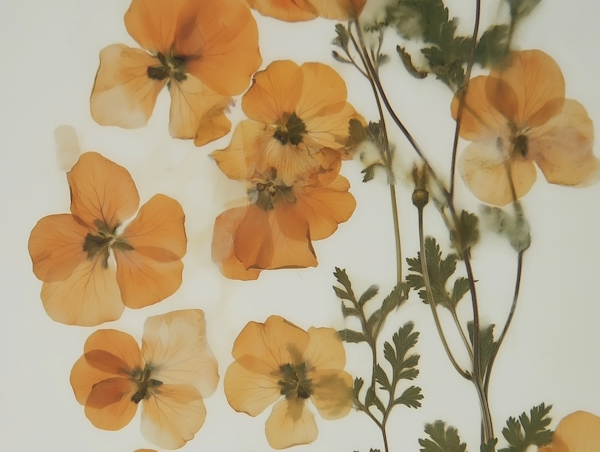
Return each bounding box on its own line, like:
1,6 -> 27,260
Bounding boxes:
90,0 -> 261,146
247,0 -> 366,21
538,411 -> 600,452
28,152 -> 187,326
224,316 -> 353,449
71,310 -> 219,450
452,50 -> 600,205
215,60 -> 362,186
211,149 -> 356,280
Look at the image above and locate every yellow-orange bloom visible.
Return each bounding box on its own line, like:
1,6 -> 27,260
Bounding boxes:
215,60 -> 362,186
538,411 -> 600,452
247,0 -> 366,21
452,50 -> 600,206
211,149 -> 356,280
71,310 -> 219,450
91,0 -> 262,146
28,152 -> 187,326
224,316 -> 353,449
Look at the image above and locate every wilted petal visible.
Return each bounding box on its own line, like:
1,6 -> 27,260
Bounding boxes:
529,99 -> 600,187
142,310 -> 219,398
28,214 -> 88,282
309,369 -> 352,420
224,361 -> 281,416
91,44 -> 165,129
68,152 -> 140,230
141,384 -> 206,450
265,397 -> 318,449
304,327 -> 346,371
538,411 -> 600,452
212,207 -> 261,281
168,75 -> 232,144
242,60 -> 303,125
178,0 -> 262,96
246,0 -> 317,22
297,63 -> 346,119
41,256 -> 124,326
459,140 -> 537,206
84,378 -> 138,431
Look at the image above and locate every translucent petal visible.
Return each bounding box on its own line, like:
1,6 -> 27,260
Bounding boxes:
265,397 -> 318,449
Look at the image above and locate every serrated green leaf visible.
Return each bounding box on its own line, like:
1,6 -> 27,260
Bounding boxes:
394,385 -> 423,408
348,118 -> 367,146
374,364 -> 392,391
419,421 -> 467,452
383,341 -> 397,368
378,53 -> 390,66
369,282 -> 410,338
332,50 -> 352,64
365,387 -> 386,413
341,304 -> 360,318
450,210 -> 480,254
451,277 -> 470,305
467,322 -> 498,378
507,0 -> 542,19
499,403 -> 553,452
397,45 -> 428,79
334,286 -> 353,301
480,438 -> 498,452
353,377 -> 364,399
334,23 -> 349,51
475,25 -> 509,68
362,164 -> 378,183
333,268 -> 356,302
359,285 -> 380,306
339,329 -> 368,343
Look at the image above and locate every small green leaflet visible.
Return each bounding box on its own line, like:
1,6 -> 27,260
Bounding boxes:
419,421 -> 467,452
499,403 -> 553,452
474,25 -> 509,68
467,322 -> 498,379
449,210 -> 480,255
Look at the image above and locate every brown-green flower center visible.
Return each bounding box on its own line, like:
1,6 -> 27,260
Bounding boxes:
253,169 -> 296,211
147,51 -> 188,83
274,112 -> 307,146
83,220 -> 133,268
130,367 -> 163,404
278,363 -> 312,399
512,134 -> 529,157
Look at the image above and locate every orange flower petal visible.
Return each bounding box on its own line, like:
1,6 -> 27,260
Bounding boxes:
28,214 -> 88,282
529,99 -> 600,187
459,140 -> 537,206
265,397 -> 318,449
168,76 -> 232,144
124,0 -> 187,53
212,207 -> 262,280
231,316 -> 310,371
294,175 -> 356,241
307,0 -> 366,20
305,102 -> 360,151
84,329 -> 144,371
491,50 -> 565,128
68,152 -> 140,230
141,384 -> 206,449
309,369 -> 353,420
41,256 -> 124,326
84,379 -> 138,431
296,63 -> 347,119
224,361 -> 281,416
114,249 -> 183,309
538,411 -> 600,452
141,310 -> 219,398
247,0 -> 317,22
178,0 -> 262,96
304,327 -> 346,370
242,60 -> 304,125
84,350 -> 132,376
91,44 -> 166,129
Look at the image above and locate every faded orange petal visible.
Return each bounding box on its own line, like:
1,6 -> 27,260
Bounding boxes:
304,327 -> 346,371
242,60 -> 304,125
231,316 -> 310,371
84,350 -> 132,376
212,207 -> 261,281
84,379 -> 138,431
91,44 -> 166,129
265,397 -> 318,449
41,256 -> 124,326
459,140 -> 537,206
529,99 -> 600,187
68,152 -> 140,230
141,384 -> 206,449
120,194 -> 187,261
86,377 -> 136,409
307,0 -> 366,19
247,0 -> 317,22
142,310 -> 219,398
309,369 -> 353,420
71,356 -> 116,406
84,329 -> 144,371
224,361 -> 281,416
168,75 -> 232,144
538,411 -> 600,452
294,175 -> 356,240
305,103 -> 361,151
265,140 -> 323,187
28,214 -> 88,282
297,63 -> 347,119
179,0 -> 262,96
114,249 -> 183,309
491,50 -> 565,128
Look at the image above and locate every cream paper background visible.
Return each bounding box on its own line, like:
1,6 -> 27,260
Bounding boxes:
1,0 -> 599,451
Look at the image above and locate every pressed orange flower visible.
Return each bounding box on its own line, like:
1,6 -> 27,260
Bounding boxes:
214,60 -> 362,186
224,315 -> 353,449
538,411 -> 600,452
90,0 -> 261,146
211,149 -> 356,280
28,152 -> 187,326
247,0 -> 366,21
71,310 -> 219,450
452,50 -> 600,205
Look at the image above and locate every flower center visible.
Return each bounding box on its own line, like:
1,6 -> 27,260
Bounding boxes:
278,363 -> 312,399
130,367 -> 163,404
83,220 -> 133,268
274,112 -> 307,146
512,134 -> 529,157
147,51 -> 188,83
252,169 -> 296,211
